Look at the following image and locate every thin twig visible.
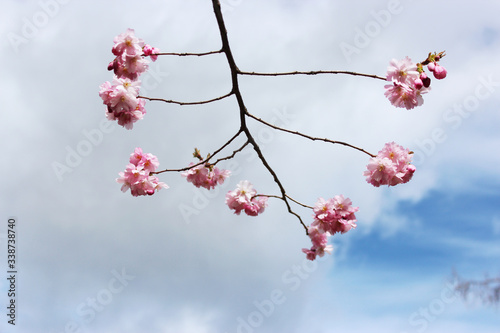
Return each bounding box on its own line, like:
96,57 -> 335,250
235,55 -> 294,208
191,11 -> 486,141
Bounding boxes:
245,111 -> 376,158
150,50 -> 224,57
286,194 -> 314,209
212,140 -> 250,165
238,70 -> 387,81
138,91 -> 233,106
255,194 -> 314,210
153,129 -> 243,174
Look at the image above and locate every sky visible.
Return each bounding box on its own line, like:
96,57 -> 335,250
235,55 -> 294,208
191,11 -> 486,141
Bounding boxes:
1,0 -> 500,332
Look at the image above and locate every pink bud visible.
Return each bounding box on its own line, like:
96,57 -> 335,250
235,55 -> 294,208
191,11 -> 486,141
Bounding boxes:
433,64 -> 447,79
107,61 -> 114,71
427,62 -> 436,72
414,78 -> 423,90
420,72 -> 431,88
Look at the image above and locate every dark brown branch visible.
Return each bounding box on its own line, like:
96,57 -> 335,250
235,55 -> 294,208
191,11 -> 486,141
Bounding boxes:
238,70 -> 387,81
286,194 -> 314,210
152,50 -> 223,57
212,140 -> 250,166
153,129 -> 243,174
138,91 -> 233,106
245,111 -> 376,158
255,194 -> 314,210
212,0 -> 308,233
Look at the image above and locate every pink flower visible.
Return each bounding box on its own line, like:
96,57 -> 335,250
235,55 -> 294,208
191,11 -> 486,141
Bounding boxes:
112,29 -> 144,57
99,76 -> 146,129
386,57 -> 419,85
311,196 -> 358,235
225,181 -> 267,216
384,81 -> 425,110
143,44 -> 160,62
244,196 -> 268,216
384,57 -> 439,110
302,226 -> 334,261
181,163 -> 231,190
364,142 -> 415,187
112,54 -> 149,81
108,29 -> 158,80
116,148 -> 168,196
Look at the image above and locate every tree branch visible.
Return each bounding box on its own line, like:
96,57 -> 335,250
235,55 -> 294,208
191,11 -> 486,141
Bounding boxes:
212,0 -> 308,233
245,111 -> 376,158
153,129 -> 243,174
238,70 -> 387,81
138,91 -> 233,106
152,50 -> 223,57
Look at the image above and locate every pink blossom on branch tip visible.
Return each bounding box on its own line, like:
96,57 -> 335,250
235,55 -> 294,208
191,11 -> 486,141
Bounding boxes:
99,77 -> 146,129
181,163 -> 231,190
116,148 -> 168,197
364,142 -> 416,187
226,181 -> 268,216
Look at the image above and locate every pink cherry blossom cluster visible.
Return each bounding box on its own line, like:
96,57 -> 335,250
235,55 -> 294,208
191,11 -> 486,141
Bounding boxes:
364,142 -> 416,187
384,52 -> 446,110
226,180 -> 268,216
302,195 -> 358,261
108,28 -> 160,81
181,162 -> 231,190
302,227 -> 333,261
99,77 -> 146,130
99,29 -> 160,129
116,148 -> 168,196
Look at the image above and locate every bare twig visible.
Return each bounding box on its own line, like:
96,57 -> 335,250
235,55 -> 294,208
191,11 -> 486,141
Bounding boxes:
238,70 -> 387,81
245,111 -> 376,158
138,91 -> 233,106
212,140 -> 250,165
152,50 -> 223,57
153,129 -> 243,174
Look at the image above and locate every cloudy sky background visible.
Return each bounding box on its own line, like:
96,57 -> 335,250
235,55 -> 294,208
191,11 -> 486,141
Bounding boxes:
1,0 -> 499,332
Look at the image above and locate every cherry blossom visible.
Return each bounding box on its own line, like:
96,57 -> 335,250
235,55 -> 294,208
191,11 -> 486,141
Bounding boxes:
226,181 -> 268,216
386,56 -> 420,85
364,142 -> 416,187
99,77 -> 146,129
302,226 -> 333,261
108,29 -> 160,80
181,163 -> 231,190
384,57 -> 428,110
311,195 -> 358,235
116,148 -> 168,196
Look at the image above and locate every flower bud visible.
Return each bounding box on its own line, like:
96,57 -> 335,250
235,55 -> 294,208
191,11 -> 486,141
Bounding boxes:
433,64 -> 447,79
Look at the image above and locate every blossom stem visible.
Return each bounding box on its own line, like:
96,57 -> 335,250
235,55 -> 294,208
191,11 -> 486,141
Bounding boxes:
151,50 -> 224,57
238,70 -> 387,81
245,111 -> 376,158
153,129 -> 243,174
255,194 -> 314,210
138,91 -> 233,106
